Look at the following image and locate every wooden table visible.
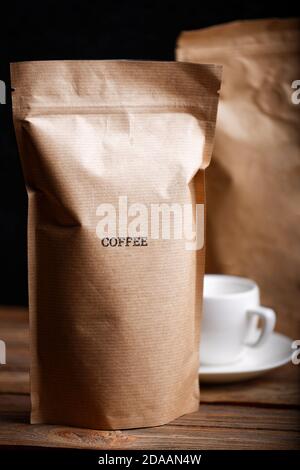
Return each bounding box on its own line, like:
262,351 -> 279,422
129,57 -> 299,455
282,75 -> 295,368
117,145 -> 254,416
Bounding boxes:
0,307 -> 299,450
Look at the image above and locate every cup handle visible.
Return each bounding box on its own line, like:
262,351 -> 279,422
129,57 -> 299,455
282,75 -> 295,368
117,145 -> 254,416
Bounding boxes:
245,306 -> 276,347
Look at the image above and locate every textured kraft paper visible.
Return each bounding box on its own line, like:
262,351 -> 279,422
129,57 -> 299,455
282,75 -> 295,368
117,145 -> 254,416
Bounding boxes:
177,19 -> 300,336
11,60 -> 221,429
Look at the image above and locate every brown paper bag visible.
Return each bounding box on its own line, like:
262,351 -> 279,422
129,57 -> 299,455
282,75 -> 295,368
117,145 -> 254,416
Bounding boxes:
11,60 -> 221,429
177,19 -> 300,336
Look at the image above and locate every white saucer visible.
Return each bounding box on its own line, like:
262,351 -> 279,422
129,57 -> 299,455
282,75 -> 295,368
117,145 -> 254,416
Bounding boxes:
199,331 -> 293,383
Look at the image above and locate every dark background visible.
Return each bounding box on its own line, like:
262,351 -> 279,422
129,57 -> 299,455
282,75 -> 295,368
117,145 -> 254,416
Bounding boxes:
0,0 -> 298,305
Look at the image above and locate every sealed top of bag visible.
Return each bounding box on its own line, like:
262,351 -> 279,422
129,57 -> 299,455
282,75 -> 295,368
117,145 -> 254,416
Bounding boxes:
177,18 -> 300,54
11,60 -> 222,113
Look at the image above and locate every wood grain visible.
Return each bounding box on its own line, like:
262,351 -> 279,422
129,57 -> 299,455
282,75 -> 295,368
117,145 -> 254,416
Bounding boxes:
0,395 -> 299,450
0,307 -> 299,450
1,307 -> 299,405
201,365 -> 300,407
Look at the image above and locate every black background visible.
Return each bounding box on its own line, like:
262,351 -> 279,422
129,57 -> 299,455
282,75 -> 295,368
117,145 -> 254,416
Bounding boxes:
0,0 -> 298,305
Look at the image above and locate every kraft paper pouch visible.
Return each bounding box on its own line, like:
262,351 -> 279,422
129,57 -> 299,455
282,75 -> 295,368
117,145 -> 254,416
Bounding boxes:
11,60 -> 221,429
177,19 -> 300,336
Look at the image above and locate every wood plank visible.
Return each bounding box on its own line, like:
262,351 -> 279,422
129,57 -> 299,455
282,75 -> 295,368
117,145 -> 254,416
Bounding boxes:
0,307 -> 299,406
2,422 -> 299,450
1,394 -> 299,432
173,404 -> 300,432
6,368 -> 298,406
0,308 -> 299,450
0,395 -> 299,450
201,365 -> 300,407
0,394 -> 29,413
0,372 -> 29,394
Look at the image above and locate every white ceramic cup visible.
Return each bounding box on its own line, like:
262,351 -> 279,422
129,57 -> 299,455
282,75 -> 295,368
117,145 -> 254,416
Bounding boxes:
200,275 -> 276,365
